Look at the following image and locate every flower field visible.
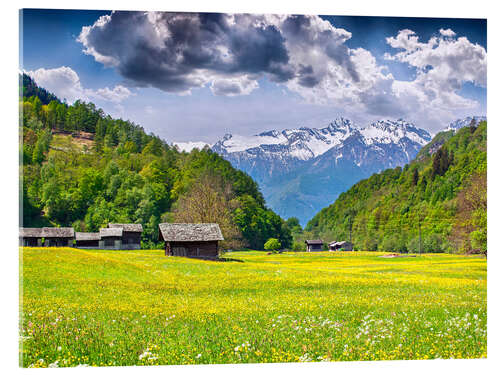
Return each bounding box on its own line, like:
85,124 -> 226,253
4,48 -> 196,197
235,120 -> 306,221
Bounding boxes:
20,247 -> 486,367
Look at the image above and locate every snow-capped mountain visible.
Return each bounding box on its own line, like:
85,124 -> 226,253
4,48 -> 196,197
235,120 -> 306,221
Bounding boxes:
211,118 -> 431,225
446,116 -> 487,131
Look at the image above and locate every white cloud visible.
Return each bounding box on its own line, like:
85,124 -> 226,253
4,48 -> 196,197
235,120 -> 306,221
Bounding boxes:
439,28 -> 457,37
210,76 -> 259,96
26,66 -> 85,103
384,29 -> 486,129
91,85 -> 132,103
25,66 -> 133,104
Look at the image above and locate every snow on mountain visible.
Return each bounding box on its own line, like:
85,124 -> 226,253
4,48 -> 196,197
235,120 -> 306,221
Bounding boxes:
216,118 -> 355,161
360,119 -> 431,146
446,116 -> 487,131
173,141 -> 211,152
210,118 -> 432,225
213,118 -> 429,163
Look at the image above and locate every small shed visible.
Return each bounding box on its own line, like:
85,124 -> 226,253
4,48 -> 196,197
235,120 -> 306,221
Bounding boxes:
329,241 -> 353,251
108,223 -> 142,249
42,227 -> 74,247
305,239 -> 324,252
99,227 -> 123,250
158,223 -> 224,259
75,232 -> 100,248
19,228 -> 43,247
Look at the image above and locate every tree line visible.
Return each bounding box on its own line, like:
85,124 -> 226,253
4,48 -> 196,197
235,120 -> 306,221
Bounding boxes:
20,74 -> 292,250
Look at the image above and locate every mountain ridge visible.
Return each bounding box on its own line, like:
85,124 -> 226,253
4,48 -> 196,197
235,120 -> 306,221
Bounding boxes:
209,118 -> 431,224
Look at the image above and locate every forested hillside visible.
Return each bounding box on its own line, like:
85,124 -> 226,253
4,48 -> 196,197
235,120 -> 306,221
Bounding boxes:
20,74 -> 292,249
305,121 -> 487,254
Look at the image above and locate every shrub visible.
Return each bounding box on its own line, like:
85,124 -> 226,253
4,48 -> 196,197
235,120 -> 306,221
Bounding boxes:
292,241 -> 306,252
264,238 -> 281,251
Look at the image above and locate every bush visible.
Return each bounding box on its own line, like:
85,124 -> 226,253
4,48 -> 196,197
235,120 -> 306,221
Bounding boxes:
422,233 -> 445,253
407,234 -> 445,253
291,241 -> 306,252
264,238 -> 281,251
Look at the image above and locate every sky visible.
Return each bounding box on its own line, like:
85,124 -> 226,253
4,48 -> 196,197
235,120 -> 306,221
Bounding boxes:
20,9 -> 487,144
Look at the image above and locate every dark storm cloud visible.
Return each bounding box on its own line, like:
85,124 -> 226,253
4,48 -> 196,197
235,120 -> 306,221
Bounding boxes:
78,12 -> 297,93
78,11 -> 365,95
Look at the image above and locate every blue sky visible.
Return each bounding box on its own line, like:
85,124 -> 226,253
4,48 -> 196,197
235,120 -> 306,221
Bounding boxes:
20,9 -> 487,143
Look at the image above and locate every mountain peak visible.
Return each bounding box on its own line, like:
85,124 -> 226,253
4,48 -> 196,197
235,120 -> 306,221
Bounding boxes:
327,117 -> 354,131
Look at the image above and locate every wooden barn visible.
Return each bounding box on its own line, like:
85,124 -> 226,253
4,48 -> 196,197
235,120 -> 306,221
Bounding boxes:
329,241 -> 353,251
42,227 -> 74,247
305,239 -> 324,252
19,228 -> 43,247
99,227 -> 123,250
108,223 -> 143,249
75,232 -> 100,248
158,223 -> 224,259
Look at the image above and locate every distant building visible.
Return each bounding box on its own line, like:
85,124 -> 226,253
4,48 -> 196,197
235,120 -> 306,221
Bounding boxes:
75,232 -> 100,248
99,227 -> 123,250
42,227 -> 74,247
108,223 -> 142,249
329,241 -> 353,251
305,239 -> 324,252
19,228 -> 43,247
158,223 -> 224,259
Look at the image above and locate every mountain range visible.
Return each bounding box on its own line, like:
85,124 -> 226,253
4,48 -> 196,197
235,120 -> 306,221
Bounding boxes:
177,118 -> 434,224
175,115 -> 485,225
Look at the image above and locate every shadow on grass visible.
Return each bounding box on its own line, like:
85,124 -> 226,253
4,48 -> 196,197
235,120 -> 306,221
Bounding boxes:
217,257 -> 244,263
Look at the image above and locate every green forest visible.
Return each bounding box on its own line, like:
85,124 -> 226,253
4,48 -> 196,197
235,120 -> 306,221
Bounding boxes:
304,120 -> 487,254
20,74 -> 292,249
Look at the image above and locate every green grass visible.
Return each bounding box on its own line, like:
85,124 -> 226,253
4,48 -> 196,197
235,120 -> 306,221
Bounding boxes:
20,248 -> 487,367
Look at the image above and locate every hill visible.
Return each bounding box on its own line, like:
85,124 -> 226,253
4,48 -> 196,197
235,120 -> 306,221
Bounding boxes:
305,121 -> 487,254
20,74 -> 292,249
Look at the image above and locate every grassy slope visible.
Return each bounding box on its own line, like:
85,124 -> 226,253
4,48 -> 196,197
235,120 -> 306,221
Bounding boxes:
21,248 -> 486,367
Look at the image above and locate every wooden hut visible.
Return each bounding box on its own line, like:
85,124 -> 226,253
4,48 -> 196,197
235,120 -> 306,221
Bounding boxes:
75,232 -> 100,248
108,223 -> 142,249
305,239 -> 324,252
99,227 -> 123,250
158,223 -> 224,259
19,228 -> 43,247
42,227 -> 74,247
329,241 -> 353,251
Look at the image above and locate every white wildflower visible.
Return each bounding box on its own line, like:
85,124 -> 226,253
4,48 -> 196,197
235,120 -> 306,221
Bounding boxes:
299,353 -> 313,362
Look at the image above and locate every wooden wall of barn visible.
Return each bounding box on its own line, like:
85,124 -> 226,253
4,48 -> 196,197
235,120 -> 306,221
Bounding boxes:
167,241 -> 219,258
121,231 -> 141,249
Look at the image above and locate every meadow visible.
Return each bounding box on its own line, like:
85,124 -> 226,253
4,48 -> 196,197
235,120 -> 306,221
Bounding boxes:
20,248 -> 487,367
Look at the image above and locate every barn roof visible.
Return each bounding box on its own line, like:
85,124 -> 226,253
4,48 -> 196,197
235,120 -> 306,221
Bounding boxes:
108,223 -> 143,232
305,239 -> 323,245
75,232 -> 101,241
100,227 -> 123,237
19,227 -> 43,238
158,223 -> 224,242
42,227 -> 74,238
